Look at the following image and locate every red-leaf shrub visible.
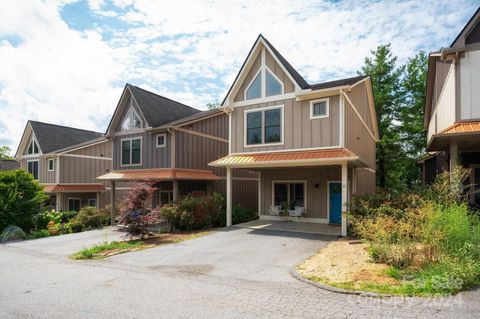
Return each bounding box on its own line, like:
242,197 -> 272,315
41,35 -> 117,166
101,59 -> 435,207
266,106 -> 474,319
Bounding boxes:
118,182 -> 161,239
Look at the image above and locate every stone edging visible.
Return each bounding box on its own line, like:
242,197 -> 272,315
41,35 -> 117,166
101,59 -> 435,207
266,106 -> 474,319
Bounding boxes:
290,263 -> 393,298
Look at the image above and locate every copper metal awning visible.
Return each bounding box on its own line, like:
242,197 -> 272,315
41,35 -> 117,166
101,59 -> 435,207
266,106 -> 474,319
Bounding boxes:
97,168 -> 220,182
209,148 -> 360,168
43,184 -> 106,193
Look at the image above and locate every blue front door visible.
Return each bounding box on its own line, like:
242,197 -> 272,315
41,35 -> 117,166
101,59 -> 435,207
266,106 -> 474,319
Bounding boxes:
329,182 -> 342,224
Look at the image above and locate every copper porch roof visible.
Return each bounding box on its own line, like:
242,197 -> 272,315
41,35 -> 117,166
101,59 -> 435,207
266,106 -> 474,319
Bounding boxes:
209,148 -> 359,168
97,168 -> 220,182
439,122 -> 480,135
43,184 -> 106,193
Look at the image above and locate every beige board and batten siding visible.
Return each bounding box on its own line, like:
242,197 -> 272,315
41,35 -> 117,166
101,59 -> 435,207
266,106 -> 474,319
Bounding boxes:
60,140 -> 112,184
233,48 -> 295,103
231,96 -> 340,153
113,132 -> 171,170
21,156 -> 56,183
428,62 -> 456,140
344,81 -> 376,168
459,50 -> 480,121
259,167 -> 353,219
57,192 -> 107,211
344,81 -> 376,194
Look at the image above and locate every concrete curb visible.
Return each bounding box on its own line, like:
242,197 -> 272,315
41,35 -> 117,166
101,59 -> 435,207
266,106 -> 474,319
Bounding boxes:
290,265 -> 393,298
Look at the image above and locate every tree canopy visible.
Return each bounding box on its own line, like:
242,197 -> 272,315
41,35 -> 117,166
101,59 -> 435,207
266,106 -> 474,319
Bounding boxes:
359,44 -> 428,193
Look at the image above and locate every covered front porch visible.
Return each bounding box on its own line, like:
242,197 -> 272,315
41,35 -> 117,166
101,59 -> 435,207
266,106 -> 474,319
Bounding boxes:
210,148 -> 370,236
42,183 -> 106,211
97,168 -> 221,223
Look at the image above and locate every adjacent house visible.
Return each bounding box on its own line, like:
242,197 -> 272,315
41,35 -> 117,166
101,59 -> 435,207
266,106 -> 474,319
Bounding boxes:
15,121 -> 112,211
97,84 -> 258,214
0,159 -> 20,171
210,35 -> 378,236
420,8 -> 480,206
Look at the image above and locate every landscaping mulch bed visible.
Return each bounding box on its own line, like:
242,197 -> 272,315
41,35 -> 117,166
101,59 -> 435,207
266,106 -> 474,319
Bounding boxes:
297,238 -> 399,289
71,230 -> 212,260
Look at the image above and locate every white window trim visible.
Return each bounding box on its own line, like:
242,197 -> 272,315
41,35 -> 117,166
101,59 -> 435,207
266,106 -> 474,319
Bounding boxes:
310,98 -> 330,119
244,68 -> 262,101
120,136 -> 143,167
27,137 -> 41,155
48,158 -> 54,171
244,104 -> 284,148
88,198 -> 97,208
67,198 -> 81,211
156,133 -> 167,148
271,180 -> 307,211
243,48 -> 285,102
27,159 -> 39,180
265,66 -> 284,97
121,107 -> 142,132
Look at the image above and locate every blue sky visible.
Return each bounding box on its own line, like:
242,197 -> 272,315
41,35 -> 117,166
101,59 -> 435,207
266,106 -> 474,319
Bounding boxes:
0,0 -> 478,152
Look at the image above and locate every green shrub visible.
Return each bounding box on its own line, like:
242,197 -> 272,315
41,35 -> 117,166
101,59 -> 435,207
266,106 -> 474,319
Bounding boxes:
71,206 -> 110,230
217,205 -> 257,227
0,169 -> 48,232
26,229 -> 50,239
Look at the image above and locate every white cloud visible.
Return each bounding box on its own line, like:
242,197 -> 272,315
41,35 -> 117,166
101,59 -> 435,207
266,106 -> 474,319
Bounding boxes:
0,0 -> 477,152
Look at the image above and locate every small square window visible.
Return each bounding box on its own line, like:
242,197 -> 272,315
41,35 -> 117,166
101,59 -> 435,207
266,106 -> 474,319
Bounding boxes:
310,99 -> 329,119
48,159 -> 54,171
156,134 -> 166,148
88,199 -> 97,207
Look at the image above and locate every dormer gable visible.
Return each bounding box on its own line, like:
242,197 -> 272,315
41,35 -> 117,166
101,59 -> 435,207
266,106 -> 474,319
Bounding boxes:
223,34 -> 308,106
451,7 -> 480,48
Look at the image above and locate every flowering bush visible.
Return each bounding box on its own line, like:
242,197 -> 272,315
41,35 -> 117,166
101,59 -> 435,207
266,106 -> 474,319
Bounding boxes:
118,183 -> 161,239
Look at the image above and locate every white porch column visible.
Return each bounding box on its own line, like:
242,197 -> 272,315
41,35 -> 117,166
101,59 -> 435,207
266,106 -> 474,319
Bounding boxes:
56,193 -> 62,212
341,162 -> 348,237
226,167 -> 232,227
111,181 -> 116,225
172,180 -> 179,202
258,171 -> 262,216
450,141 -> 458,172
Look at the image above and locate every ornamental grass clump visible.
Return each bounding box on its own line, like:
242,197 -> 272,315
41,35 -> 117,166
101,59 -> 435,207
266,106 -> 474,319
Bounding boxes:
348,165 -> 480,295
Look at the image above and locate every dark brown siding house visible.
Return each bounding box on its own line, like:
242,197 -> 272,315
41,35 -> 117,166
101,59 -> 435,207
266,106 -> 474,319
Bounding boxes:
419,8 -> 480,207
0,159 -> 20,171
15,121 -> 112,211
97,84 -> 258,215
209,35 -> 378,236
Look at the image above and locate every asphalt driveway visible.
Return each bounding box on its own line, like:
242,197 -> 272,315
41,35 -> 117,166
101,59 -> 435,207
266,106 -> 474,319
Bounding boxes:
1,225 -> 479,318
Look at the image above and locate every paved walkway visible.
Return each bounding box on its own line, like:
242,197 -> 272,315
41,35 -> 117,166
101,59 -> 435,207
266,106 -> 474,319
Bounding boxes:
0,226 -> 479,318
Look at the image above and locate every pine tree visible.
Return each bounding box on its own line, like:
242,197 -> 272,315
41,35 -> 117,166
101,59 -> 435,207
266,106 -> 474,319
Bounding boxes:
358,44 -> 406,193
399,51 -> 428,186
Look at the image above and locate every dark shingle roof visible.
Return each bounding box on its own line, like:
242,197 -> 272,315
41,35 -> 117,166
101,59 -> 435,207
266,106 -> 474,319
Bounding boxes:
309,75 -> 368,90
155,108 -> 223,129
260,35 -> 310,90
0,159 -> 20,171
29,121 -> 103,154
127,84 -> 200,128
221,34 -> 367,105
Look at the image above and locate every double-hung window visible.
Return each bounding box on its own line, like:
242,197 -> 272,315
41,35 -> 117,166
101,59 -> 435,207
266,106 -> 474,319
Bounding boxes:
273,181 -> 306,209
27,160 -> 39,179
121,138 -> 142,166
245,106 -> 282,146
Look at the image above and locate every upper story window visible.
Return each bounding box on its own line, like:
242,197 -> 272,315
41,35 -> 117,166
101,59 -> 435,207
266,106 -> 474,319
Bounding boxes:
266,69 -> 282,96
27,160 -> 39,179
246,71 -> 262,100
245,106 -> 283,146
244,67 -> 284,101
48,158 -> 54,171
121,137 -> 142,166
310,98 -> 329,119
27,139 -> 39,155
156,133 -> 166,148
122,109 -> 142,131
